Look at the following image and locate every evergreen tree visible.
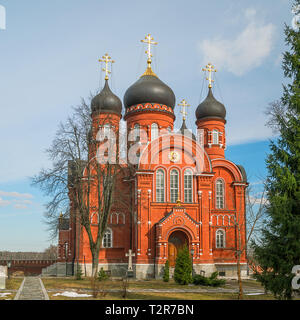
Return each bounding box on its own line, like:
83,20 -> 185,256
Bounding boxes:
97,267 -> 109,281
163,260 -> 170,282
75,264 -> 83,280
174,246 -> 192,285
252,0 -> 300,300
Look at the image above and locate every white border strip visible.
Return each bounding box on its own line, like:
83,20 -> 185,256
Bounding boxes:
14,277 -> 26,300
39,278 -> 50,300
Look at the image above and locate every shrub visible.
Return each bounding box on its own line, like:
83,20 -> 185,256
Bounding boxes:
193,272 -> 226,287
75,264 -> 83,280
90,276 -> 100,298
163,260 -> 170,282
174,246 -> 192,285
97,268 -> 109,281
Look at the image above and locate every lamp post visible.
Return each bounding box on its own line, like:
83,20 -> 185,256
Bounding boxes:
190,248 -> 195,277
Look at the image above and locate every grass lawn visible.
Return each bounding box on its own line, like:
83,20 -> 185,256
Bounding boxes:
43,278 -> 204,290
0,277 -> 24,300
48,291 -> 275,300
42,277 -> 264,291
42,277 -> 277,300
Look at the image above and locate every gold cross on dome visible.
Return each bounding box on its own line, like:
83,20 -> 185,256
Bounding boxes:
202,63 -> 217,88
141,34 -> 158,65
178,99 -> 190,121
99,53 -> 115,80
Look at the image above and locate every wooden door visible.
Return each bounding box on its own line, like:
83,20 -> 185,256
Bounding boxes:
168,242 -> 177,267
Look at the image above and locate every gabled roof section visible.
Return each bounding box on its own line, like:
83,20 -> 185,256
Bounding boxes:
158,206 -> 200,225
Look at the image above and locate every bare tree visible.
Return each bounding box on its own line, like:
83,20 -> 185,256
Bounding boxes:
265,100 -> 289,134
32,96 -> 133,277
32,97 -> 92,239
233,186 -> 267,299
43,245 -> 58,260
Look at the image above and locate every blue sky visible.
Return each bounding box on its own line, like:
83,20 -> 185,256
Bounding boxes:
0,0 -> 294,251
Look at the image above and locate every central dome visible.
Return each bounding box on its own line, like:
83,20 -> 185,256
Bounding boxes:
123,67 -> 176,109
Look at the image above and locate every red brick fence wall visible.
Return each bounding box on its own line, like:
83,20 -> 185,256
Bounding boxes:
0,260 -> 56,276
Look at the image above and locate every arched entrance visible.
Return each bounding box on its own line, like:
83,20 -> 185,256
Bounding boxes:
168,230 -> 189,267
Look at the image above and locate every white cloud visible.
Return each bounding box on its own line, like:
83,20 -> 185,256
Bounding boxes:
198,9 -> 276,76
0,191 -> 34,210
0,191 -> 33,199
0,197 -> 10,207
12,199 -> 33,210
13,204 -> 28,210
248,195 -> 269,206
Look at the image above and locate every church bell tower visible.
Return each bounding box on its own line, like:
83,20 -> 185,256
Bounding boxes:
196,63 -> 226,159
90,53 -> 122,161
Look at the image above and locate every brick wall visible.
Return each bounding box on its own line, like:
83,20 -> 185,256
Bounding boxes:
0,260 -> 56,276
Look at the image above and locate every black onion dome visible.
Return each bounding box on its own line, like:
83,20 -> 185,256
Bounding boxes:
196,88 -> 226,120
123,68 -> 176,109
91,80 -> 122,115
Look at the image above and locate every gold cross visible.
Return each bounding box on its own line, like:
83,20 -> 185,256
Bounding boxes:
202,63 -> 217,88
99,53 -> 115,81
178,99 -> 190,121
141,34 -> 158,66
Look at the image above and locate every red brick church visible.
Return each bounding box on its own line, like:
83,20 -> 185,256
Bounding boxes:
57,35 -> 248,279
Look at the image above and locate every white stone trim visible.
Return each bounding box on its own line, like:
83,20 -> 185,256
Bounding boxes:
214,262 -> 247,265
14,278 -> 26,300
39,278 -> 50,300
136,172 -> 154,175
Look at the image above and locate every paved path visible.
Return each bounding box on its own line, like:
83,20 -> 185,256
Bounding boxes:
14,277 -> 49,300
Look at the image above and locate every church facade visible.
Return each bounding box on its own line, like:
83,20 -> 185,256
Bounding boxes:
57,35 -> 249,279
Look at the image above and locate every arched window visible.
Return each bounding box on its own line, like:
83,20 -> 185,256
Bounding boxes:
216,229 -> 225,248
167,126 -> 172,134
212,130 -> 219,144
197,129 -> 204,147
104,124 -> 111,138
216,179 -> 225,209
64,242 -> 69,258
134,124 -> 140,141
184,169 -> 193,203
156,169 -> 165,202
110,212 -> 126,224
170,169 -> 179,203
151,123 -> 159,141
91,212 -> 99,225
102,228 -> 113,248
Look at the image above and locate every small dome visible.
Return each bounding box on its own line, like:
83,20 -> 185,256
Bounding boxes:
91,80 -> 122,115
177,119 -> 196,140
124,67 -> 176,109
196,88 -> 226,120
237,164 -> 247,182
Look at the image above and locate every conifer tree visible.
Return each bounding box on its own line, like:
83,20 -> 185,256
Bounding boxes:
163,260 -> 170,282
174,246 -> 192,285
252,0 -> 300,300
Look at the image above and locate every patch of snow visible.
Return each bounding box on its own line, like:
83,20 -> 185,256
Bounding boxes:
0,293 -> 12,298
53,291 -> 92,298
246,292 -> 264,296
